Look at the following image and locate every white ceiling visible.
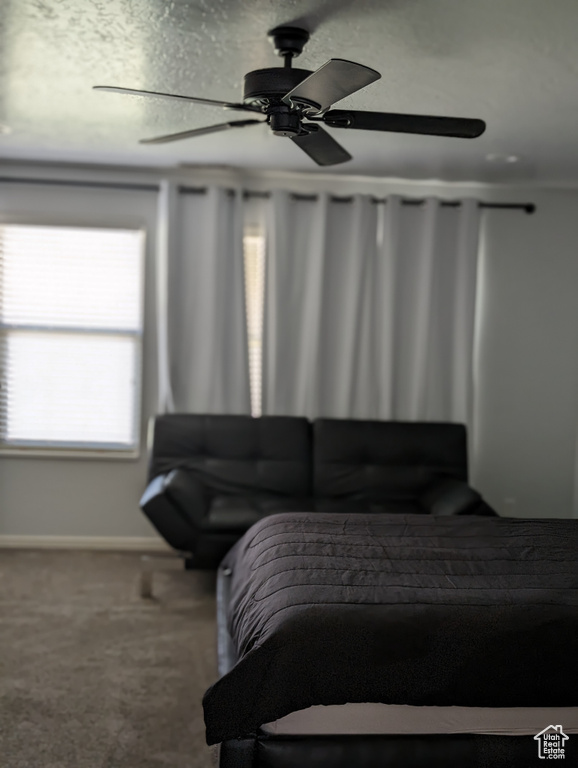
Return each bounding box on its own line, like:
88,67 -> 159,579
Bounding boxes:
1,0 -> 578,183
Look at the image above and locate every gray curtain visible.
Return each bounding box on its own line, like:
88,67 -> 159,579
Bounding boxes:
262,191 -> 480,425
156,185 -> 250,414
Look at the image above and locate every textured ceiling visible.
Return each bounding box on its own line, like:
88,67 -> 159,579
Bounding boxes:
1,0 -> 578,182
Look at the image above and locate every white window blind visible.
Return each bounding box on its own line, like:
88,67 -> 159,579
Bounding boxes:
0,224 -> 145,453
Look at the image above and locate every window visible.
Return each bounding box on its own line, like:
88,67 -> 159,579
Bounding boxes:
0,224 -> 145,455
243,229 -> 266,417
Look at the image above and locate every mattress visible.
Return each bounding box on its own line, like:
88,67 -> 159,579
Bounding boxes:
203,512 -> 578,745
262,704 -> 578,736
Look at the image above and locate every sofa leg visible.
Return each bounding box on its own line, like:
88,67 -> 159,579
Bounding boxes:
140,564 -> 153,598
139,553 -> 188,599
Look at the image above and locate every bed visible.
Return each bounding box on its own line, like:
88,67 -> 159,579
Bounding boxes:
203,512 -> 578,767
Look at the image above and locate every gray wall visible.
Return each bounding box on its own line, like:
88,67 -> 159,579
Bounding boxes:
473,189 -> 578,518
0,179 -> 161,540
1,172 -> 577,542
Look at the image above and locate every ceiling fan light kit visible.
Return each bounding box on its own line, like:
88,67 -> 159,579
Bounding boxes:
93,25 -> 486,166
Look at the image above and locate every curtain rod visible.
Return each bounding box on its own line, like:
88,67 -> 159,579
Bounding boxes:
178,186 -> 535,214
0,176 -> 160,192
0,176 -> 535,214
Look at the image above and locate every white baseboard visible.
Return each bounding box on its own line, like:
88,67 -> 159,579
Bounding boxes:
0,535 -> 171,552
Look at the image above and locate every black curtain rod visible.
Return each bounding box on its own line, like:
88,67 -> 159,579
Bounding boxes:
0,176 -> 160,192
0,177 -> 535,213
178,185 -> 535,214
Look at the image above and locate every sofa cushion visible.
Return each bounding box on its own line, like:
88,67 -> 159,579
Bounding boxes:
205,495 -> 315,532
313,419 -> 468,501
315,498 -> 423,515
149,414 -> 312,496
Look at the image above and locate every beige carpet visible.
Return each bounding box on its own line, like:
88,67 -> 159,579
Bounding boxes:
0,549 -> 219,768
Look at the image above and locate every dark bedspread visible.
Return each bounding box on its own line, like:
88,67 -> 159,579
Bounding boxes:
203,512 -> 578,744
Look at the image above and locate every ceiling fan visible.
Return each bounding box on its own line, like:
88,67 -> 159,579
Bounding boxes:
94,26 -> 486,167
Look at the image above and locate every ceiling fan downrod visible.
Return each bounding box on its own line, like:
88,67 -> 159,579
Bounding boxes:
268,26 -> 310,66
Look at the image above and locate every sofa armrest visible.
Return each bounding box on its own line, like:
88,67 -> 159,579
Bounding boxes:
419,477 -> 498,516
140,471 -> 207,552
162,469 -> 209,528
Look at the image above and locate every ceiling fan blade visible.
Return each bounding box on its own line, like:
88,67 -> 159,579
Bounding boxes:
93,85 -> 261,113
140,119 -> 264,145
291,125 -> 352,166
283,59 -> 380,113
321,110 -> 486,138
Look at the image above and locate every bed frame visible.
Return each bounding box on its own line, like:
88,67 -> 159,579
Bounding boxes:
214,565 -> 558,768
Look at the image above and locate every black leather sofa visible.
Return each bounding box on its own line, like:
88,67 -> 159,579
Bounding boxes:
140,414 -> 496,568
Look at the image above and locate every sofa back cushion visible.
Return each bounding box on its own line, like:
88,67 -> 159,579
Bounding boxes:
313,419 -> 468,500
149,414 -> 312,496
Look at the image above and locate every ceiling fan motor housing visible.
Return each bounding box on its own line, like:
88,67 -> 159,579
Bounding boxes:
243,68 -> 313,104
244,67 -> 320,136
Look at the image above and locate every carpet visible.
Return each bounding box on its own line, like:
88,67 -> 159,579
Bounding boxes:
0,549 -> 219,768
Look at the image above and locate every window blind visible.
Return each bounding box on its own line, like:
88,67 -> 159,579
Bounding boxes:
0,224 -> 145,451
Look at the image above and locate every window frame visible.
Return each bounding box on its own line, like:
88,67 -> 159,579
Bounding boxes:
0,219 -> 146,460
